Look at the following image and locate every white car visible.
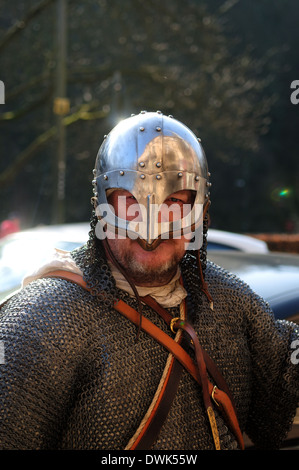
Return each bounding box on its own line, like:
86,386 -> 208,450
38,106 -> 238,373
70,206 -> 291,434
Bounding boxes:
0,223 -> 268,302
208,251 -> 299,323
208,228 -> 268,253
0,223 -> 89,302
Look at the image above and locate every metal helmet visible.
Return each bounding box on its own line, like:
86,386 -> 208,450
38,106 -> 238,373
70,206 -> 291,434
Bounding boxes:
92,110 -> 211,250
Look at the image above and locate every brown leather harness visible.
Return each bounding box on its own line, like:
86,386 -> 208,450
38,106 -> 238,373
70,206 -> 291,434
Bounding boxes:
43,269 -> 244,450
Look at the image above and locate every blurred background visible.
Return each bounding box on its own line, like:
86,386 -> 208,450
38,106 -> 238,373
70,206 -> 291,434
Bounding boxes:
0,0 -> 298,249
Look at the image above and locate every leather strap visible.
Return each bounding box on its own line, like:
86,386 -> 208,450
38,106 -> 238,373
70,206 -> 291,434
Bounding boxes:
134,296 -> 244,450
125,300 -> 188,450
42,270 -> 89,288
42,270 -> 186,449
126,352 -> 184,450
43,270 -> 244,450
141,295 -> 237,409
114,299 -> 244,450
140,295 -> 219,446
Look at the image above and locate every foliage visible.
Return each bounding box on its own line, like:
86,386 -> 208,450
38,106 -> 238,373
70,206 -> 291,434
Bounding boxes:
0,0 -> 298,233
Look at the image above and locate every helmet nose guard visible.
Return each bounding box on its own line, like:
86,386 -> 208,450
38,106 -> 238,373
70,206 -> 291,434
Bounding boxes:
92,111 -> 211,249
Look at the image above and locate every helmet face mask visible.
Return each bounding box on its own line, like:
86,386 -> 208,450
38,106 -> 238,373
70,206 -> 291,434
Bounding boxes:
93,111 -> 210,250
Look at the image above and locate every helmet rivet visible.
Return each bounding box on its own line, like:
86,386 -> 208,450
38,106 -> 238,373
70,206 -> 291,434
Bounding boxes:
195,176 -> 200,181
156,110 -> 162,114
92,169 -> 96,175
208,172 -> 211,177
103,135 -> 107,139
156,175 -> 162,180
178,172 -> 183,177
140,174 -> 145,179
207,181 -> 212,187
92,179 -> 96,185
139,126 -> 145,131
168,115 -> 173,118
119,170 -> 124,175
156,126 -> 161,132
104,175 -> 108,180
139,162 -> 145,167
140,110 -> 147,114
156,162 -> 161,168
197,137 -> 201,142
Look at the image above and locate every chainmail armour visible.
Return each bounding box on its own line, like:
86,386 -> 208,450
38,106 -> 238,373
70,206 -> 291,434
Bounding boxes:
0,217 -> 299,450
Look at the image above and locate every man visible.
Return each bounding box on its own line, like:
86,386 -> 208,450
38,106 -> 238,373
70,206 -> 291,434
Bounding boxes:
0,111 -> 298,450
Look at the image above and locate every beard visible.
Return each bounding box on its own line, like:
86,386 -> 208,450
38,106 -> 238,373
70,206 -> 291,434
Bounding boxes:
107,240 -> 185,286
123,254 -> 178,286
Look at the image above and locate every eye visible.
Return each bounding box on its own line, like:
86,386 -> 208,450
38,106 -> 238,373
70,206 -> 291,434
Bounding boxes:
169,197 -> 181,202
166,197 -> 183,204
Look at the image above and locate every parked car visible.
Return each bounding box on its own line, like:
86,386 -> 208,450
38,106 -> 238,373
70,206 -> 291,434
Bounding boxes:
0,223 -> 268,303
0,223 -> 89,302
208,228 -> 268,253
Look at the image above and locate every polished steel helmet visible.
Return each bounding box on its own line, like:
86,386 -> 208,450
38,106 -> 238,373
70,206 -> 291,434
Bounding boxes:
92,111 -> 211,250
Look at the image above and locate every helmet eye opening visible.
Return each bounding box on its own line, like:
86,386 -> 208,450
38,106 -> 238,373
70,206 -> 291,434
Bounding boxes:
106,188 -> 142,222
105,188 -> 197,224
162,190 -> 196,207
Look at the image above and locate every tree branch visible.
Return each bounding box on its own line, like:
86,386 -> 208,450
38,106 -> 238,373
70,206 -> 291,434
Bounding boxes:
4,72 -> 51,101
0,88 -> 53,121
0,103 -> 107,189
0,0 -> 55,52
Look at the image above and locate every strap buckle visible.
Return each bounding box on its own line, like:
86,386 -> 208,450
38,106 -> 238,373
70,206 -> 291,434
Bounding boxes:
170,317 -> 181,334
211,385 -> 220,407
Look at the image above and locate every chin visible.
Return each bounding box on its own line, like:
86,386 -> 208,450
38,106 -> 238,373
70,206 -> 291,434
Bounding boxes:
106,236 -> 186,285
132,239 -> 187,277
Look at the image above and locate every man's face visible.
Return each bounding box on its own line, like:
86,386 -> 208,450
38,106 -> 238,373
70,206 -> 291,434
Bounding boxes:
103,189 -> 194,286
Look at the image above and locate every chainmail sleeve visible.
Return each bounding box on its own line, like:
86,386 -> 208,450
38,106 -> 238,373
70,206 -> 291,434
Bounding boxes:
0,278 -> 93,450
193,258 -> 299,450
243,290 -> 299,449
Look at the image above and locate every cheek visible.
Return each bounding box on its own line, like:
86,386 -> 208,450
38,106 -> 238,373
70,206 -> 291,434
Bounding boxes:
115,201 -> 143,222
105,236 -> 135,263
158,204 -> 183,223
157,237 -> 188,258
172,236 -> 189,253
